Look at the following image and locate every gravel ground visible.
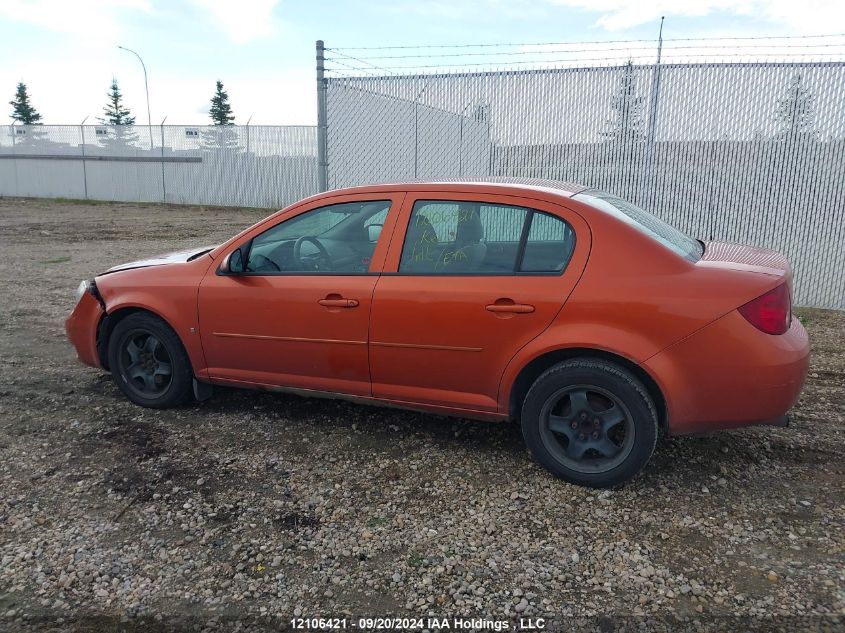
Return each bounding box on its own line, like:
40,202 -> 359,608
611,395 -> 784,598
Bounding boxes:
0,197 -> 843,632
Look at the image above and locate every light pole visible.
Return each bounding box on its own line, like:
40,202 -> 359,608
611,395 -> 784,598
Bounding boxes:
80,116 -> 89,199
118,45 -> 153,149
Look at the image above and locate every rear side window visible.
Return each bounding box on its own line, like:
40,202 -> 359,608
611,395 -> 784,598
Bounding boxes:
399,200 -> 575,274
521,211 -> 575,272
574,189 -> 703,262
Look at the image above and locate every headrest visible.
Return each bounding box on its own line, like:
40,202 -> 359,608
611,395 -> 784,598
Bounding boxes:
456,205 -> 483,243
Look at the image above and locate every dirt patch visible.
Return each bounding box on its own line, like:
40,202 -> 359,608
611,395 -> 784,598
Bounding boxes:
273,511 -> 320,531
99,420 -> 169,460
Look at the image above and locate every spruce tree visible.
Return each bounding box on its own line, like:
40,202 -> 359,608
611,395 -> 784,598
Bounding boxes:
775,73 -> 817,141
9,82 -> 42,124
99,78 -> 135,125
209,80 -> 235,125
601,60 -> 645,143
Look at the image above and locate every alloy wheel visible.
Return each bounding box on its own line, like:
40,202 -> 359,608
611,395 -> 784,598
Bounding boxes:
539,384 -> 635,474
117,329 -> 173,398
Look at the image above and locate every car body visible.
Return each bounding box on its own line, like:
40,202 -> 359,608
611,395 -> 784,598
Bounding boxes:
66,180 -> 810,487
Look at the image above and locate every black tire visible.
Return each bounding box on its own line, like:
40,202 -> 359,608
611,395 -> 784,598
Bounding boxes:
107,312 -> 193,408
521,359 -> 658,488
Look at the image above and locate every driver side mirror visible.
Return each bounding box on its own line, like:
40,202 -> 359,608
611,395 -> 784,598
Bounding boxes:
222,247 -> 246,274
367,224 -> 383,242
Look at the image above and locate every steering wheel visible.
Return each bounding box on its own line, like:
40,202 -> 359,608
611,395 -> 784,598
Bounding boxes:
293,236 -> 332,270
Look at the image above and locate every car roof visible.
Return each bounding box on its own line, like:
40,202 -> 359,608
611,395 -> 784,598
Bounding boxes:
314,177 -> 589,200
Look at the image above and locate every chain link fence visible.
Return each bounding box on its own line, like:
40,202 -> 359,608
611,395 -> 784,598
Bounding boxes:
1,58 -> 843,308
0,124 -> 317,208
323,62 -> 845,309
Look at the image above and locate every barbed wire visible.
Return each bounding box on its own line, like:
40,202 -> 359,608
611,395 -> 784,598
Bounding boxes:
327,49 -> 398,75
324,56 -> 383,76
331,41 -> 845,61
330,32 -> 845,52
324,33 -> 845,76
324,52 -> 845,75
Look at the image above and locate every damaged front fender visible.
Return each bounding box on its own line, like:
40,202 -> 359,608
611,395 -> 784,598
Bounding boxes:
65,290 -> 106,369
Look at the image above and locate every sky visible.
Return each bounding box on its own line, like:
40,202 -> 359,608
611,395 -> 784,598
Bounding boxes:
1,0 -> 844,126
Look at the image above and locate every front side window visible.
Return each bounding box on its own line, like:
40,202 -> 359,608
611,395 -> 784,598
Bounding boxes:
245,200 -> 391,274
399,200 -> 575,274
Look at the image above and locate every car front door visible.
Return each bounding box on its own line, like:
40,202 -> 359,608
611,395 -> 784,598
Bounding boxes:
368,191 -> 589,413
198,193 -> 404,396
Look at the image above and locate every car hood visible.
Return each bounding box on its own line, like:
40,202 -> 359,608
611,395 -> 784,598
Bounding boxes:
102,246 -> 216,274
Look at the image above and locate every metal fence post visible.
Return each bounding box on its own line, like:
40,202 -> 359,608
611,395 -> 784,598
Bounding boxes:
706,139 -> 716,240
486,108 -> 493,177
458,116 -> 464,177
316,40 -> 329,191
245,115 -> 252,154
79,118 -> 89,199
414,101 -> 419,178
642,16 -> 665,208
9,124 -> 18,196
412,81 -> 429,180
160,118 -> 167,202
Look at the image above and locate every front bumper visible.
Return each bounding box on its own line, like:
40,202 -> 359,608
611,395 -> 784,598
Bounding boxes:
65,291 -> 105,369
762,414 -> 790,428
645,310 -> 810,435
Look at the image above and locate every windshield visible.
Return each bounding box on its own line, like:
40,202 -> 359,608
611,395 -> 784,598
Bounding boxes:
574,189 -> 703,262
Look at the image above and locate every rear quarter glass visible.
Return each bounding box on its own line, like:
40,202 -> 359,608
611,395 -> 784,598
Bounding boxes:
574,190 -> 703,262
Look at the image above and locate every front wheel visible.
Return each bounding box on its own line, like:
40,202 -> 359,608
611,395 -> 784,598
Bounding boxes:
107,312 -> 193,408
521,359 -> 658,488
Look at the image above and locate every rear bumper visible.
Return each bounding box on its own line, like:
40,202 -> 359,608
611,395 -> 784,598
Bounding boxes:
644,310 -> 809,435
65,291 -> 105,369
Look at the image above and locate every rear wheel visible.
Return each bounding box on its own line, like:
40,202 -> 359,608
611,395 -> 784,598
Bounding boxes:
107,312 -> 193,408
521,359 -> 657,488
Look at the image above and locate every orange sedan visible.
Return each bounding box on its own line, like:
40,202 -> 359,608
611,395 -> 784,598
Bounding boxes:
66,180 -> 810,487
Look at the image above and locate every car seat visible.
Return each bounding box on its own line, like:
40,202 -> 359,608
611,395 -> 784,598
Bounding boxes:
401,214 -> 439,271
451,205 -> 487,271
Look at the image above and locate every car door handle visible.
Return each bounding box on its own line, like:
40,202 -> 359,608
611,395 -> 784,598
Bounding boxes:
318,297 -> 359,308
485,302 -> 535,314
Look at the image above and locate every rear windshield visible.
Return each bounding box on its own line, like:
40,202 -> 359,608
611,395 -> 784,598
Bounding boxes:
574,189 -> 703,262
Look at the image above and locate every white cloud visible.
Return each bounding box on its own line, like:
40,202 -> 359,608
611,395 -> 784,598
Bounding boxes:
0,0 -> 284,43
191,0 -> 281,43
0,0 -> 152,40
547,0 -> 845,33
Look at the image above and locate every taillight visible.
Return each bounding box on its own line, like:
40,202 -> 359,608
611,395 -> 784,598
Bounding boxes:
738,283 -> 791,335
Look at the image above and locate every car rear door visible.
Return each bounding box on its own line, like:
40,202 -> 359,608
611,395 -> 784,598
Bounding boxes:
197,192 -> 405,396
368,190 -> 590,413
